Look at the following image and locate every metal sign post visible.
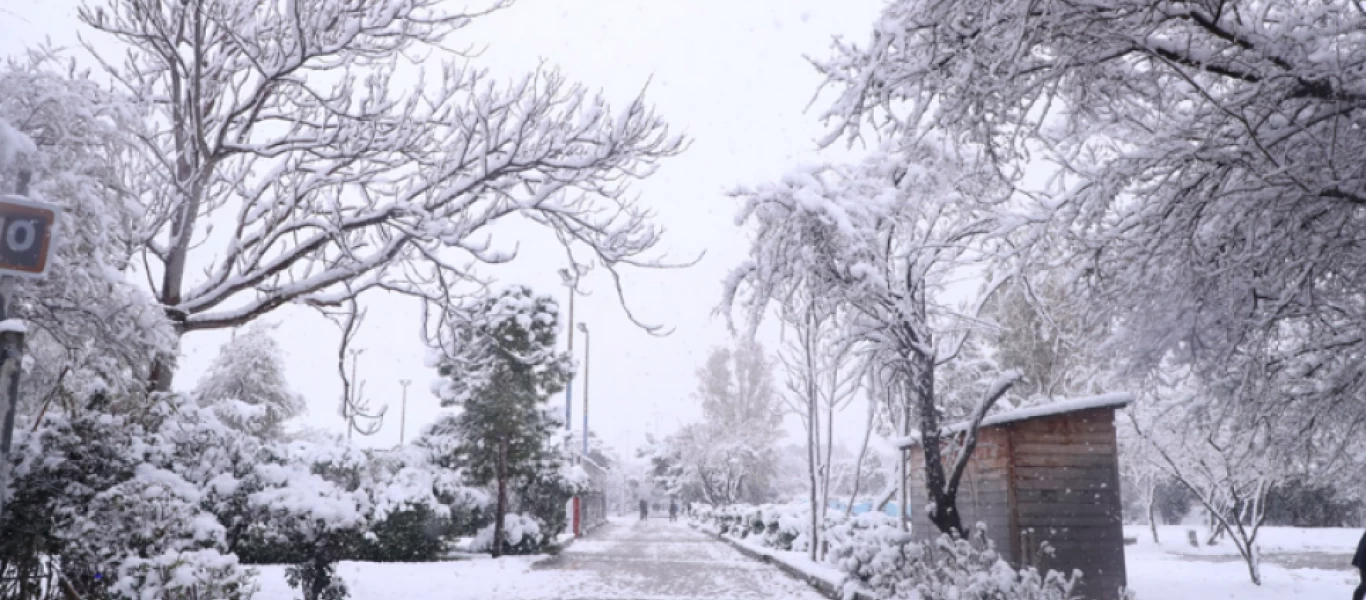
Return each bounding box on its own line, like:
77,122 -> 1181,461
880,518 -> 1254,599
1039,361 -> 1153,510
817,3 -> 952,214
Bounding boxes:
0,179 -> 60,528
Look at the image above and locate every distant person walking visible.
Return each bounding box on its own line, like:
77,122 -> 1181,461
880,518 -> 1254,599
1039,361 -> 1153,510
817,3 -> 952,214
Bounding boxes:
668,500 -> 678,522
1354,530 -> 1366,600
639,499 -> 648,521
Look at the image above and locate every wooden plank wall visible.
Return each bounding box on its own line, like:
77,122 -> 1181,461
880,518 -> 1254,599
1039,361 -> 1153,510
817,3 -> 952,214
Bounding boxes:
1008,408 -> 1127,600
904,428 -> 1016,562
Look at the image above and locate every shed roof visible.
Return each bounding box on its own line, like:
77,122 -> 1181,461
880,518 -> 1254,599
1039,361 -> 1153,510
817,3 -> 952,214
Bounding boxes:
891,392 -> 1133,449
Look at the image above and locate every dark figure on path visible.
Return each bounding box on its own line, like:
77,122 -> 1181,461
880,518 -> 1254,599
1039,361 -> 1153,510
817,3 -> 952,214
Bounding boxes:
639,499 -> 648,521
669,500 -> 678,521
1353,530 -> 1366,600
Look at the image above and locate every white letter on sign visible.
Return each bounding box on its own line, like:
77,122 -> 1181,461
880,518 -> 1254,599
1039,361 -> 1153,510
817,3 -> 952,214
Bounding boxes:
7,219 -> 35,253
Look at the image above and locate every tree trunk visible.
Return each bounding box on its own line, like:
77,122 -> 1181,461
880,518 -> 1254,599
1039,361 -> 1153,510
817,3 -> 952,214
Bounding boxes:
1146,478 -> 1160,544
910,347 -> 965,537
493,436 -> 510,558
821,387 -> 834,559
899,399 -> 910,532
1244,544 -> 1261,585
807,439 -> 819,561
806,402 -> 820,561
1206,514 -> 1226,545
149,113 -> 201,392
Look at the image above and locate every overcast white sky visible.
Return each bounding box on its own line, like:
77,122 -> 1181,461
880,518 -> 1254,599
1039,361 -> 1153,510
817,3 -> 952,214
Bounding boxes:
0,0 -> 888,455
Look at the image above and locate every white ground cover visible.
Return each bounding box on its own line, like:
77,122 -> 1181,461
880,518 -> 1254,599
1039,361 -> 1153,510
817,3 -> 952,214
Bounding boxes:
247,523 -> 1361,600
1124,524 -> 1360,556
1123,525 -> 1357,600
253,556 -> 570,600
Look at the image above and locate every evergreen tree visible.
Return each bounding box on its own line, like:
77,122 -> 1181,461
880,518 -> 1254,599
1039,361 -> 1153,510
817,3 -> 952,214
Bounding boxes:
432,287 -> 571,557
195,322 -> 306,439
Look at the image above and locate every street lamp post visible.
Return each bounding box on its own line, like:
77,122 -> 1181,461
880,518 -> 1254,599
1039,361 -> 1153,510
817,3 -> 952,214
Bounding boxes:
577,322 -> 590,456
346,348 -> 362,442
398,379 -> 411,445
559,269 -> 575,433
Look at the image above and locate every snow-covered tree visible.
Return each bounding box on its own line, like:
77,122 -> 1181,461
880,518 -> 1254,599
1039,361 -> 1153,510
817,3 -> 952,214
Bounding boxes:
1126,373 -> 1276,585
688,343 -> 783,505
195,322 -> 306,439
815,0 -> 1366,460
973,279 -> 1106,405
74,0 -> 683,390
0,51 -> 174,413
638,433 -> 692,501
666,421 -> 773,506
643,343 -> 785,507
429,286 -> 571,557
723,140 -> 1019,537
777,293 -> 860,560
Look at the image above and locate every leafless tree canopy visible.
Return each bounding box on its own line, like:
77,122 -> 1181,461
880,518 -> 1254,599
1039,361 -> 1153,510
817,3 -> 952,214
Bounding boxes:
77,0 -> 684,386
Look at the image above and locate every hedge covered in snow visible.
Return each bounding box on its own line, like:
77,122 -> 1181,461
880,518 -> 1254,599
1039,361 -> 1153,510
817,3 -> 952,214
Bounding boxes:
0,392 -> 574,600
690,504 -> 1083,600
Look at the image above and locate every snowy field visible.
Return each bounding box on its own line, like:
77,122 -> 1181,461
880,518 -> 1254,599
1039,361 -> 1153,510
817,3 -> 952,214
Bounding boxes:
1123,525 -> 1357,600
1125,539 -> 1353,600
1125,524 -> 1361,556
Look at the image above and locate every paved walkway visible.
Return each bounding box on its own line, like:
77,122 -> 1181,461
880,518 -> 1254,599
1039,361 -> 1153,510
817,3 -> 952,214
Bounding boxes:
530,516 -> 830,600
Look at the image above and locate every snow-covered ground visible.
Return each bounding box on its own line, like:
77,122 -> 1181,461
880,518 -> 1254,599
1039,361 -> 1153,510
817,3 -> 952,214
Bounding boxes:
247,525 -> 1361,600
1124,524 -> 1360,556
1123,525 -> 1357,600
1125,538 -> 1354,599
253,556 -> 563,600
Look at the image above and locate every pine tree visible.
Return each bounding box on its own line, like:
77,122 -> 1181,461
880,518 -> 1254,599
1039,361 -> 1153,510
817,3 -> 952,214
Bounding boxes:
432,287 -> 571,557
195,322 -> 306,439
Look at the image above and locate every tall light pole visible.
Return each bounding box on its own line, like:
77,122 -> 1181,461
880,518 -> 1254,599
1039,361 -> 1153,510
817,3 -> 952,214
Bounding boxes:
558,269 -> 575,432
398,379 -> 411,445
577,322 -> 590,456
346,348 -> 363,441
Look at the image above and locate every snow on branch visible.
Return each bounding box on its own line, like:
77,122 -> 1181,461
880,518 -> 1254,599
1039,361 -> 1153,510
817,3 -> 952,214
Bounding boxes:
0,117 -> 34,168
79,0 -> 686,357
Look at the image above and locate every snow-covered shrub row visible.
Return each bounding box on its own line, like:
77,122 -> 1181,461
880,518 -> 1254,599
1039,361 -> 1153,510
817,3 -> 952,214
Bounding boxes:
693,505 -> 1082,600
689,503 -> 813,550
690,503 -> 816,551
1,394 -> 483,600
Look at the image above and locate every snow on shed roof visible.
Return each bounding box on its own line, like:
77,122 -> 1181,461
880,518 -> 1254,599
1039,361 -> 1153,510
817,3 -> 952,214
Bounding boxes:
891,392 -> 1133,449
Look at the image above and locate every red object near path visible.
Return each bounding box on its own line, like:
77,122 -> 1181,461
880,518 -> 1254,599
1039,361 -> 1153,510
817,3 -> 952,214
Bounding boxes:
572,496 -> 581,536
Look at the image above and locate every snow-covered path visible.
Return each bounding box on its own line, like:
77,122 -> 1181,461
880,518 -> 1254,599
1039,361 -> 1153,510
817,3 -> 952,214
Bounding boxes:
255,516 -> 830,600
532,516 -> 830,600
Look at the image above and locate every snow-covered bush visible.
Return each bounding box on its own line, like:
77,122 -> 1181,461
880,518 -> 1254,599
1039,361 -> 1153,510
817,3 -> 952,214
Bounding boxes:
3,394 -> 260,600
5,391 -> 481,600
693,504 -> 1081,600
830,521 -> 1081,600
244,438 -> 485,600
113,549 -> 258,600
470,514 -> 546,555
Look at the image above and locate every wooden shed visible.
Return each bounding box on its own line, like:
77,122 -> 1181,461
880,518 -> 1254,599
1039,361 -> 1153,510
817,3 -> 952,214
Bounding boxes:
895,394 -> 1132,600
